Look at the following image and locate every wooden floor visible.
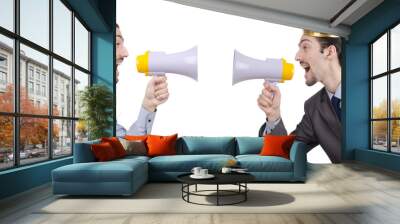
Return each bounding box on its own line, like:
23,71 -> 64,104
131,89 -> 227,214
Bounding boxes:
1,162 -> 400,224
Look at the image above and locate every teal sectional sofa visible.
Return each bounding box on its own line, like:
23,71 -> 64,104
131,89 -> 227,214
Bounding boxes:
52,136 -> 308,196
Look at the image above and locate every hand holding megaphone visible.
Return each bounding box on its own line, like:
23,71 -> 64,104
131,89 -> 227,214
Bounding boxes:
142,75 -> 169,112
258,81 -> 281,122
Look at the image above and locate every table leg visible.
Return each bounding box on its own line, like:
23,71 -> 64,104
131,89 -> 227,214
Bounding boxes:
245,183 -> 247,201
217,184 -> 219,206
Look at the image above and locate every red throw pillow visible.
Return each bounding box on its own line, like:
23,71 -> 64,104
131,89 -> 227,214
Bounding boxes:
91,142 -> 117,161
101,137 -> 126,158
146,134 -> 178,157
259,134 -> 296,159
124,135 -> 148,141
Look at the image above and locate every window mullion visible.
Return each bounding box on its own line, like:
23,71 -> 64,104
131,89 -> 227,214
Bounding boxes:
71,10 -> 76,155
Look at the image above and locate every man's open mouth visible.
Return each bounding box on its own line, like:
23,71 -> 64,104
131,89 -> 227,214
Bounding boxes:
300,62 -> 310,72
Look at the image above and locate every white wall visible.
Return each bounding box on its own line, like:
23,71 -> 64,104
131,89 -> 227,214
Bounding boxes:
117,0 -> 331,163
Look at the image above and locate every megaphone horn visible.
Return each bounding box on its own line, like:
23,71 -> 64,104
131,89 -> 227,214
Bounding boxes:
232,50 -> 294,85
136,46 -> 198,81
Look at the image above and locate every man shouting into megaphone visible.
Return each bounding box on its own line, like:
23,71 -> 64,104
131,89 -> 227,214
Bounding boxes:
258,30 -> 342,163
116,24 -> 169,137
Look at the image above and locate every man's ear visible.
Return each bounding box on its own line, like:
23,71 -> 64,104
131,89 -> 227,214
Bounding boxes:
325,45 -> 337,59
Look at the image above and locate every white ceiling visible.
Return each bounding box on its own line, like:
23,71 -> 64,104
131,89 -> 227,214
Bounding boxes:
164,0 -> 384,38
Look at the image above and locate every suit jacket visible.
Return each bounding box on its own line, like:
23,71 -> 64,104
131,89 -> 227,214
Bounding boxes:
259,87 -> 342,163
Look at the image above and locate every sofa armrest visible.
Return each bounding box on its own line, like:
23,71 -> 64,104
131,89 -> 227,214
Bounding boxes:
73,140 -> 100,163
289,141 -> 308,182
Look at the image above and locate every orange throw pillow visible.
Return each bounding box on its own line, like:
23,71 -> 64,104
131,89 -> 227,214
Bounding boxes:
146,134 -> 178,157
91,142 -> 117,161
124,135 -> 148,141
101,137 -> 126,158
259,134 -> 296,159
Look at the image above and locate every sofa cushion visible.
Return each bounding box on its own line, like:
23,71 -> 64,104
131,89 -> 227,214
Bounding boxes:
101,137 -> 127,158
91,142 -> 118,161
260,135 -> 296,159
235,137 -> 263,155
120,139 -> 147,156
52,159 -> 147,183
177,137 -> 236,155
148,154 -> 235,172
236,155 -> 293,172
147,134 -> 178,157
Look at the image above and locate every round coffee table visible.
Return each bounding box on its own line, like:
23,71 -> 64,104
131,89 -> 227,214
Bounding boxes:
177,172 -> 255,206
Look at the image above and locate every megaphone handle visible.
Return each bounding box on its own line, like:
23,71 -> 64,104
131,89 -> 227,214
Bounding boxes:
264,79 -> 278,98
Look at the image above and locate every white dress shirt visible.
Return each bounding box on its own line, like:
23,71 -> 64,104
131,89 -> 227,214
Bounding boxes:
116,106 -> 156,137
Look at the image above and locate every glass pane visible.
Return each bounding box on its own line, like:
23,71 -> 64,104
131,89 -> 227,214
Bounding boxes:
74,18 -> 89,69
75,120 -> 88,143
391,24 -> 400,70
20,117 -> 49,165
74,69 -> 89,118
372,121 -> 388,151
372,33 -> 387,76
391,72 -> 400,118
372,77 -> 387,119
0,0 -> 14,31
20,45 -> 49,115
391,120 -> 400,153
53,0 -> 72,60
0,34 -> 14,112
53,59 -> 72,117
0,116 -> 13,170
53,119 -> 72,157
20,0 -> 49,49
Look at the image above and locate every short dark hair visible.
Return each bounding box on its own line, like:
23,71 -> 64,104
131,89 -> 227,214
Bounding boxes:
316,37 -> 342,66
116,23 -> 119,28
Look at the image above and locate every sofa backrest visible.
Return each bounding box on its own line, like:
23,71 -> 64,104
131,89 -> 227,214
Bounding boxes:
235,137 -> 263,155
73,139 -> 100,163
177,136 -> 236,155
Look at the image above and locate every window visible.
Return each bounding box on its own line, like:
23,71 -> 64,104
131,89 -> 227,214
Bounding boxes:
53,0 -> 72,60
35,70 -> 40,81
28,81 -> 34,94
371,23 -> 400,154
0,54 -> 7,89
0,54 -> 7,67
42,85 -> 46,97
35,83 -> 40,95
0,0 -> 91,170
20,0 -> 49,49
74,18 -> 89,70
41,73 -> 46,83
0,71 -> 6,85
28,67 -> 34,80
0,0 -> 13,32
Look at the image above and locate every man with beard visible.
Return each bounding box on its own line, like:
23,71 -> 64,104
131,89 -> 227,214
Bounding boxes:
115,24 -> 169,137
257,30 -> 342,163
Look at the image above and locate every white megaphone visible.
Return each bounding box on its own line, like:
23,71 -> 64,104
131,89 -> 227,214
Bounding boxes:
232,50 -> 294,85
136,46 -> 198,81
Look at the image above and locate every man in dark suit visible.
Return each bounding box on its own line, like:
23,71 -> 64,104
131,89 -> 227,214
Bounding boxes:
257,30 -> 342,163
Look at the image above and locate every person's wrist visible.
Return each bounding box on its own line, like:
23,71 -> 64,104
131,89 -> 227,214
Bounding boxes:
142,99 -> 156,112
267,111 -> 281,123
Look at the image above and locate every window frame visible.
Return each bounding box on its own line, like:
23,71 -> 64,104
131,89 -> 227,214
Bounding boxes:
370,20 -> 400,154
0,0 -> 92,171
